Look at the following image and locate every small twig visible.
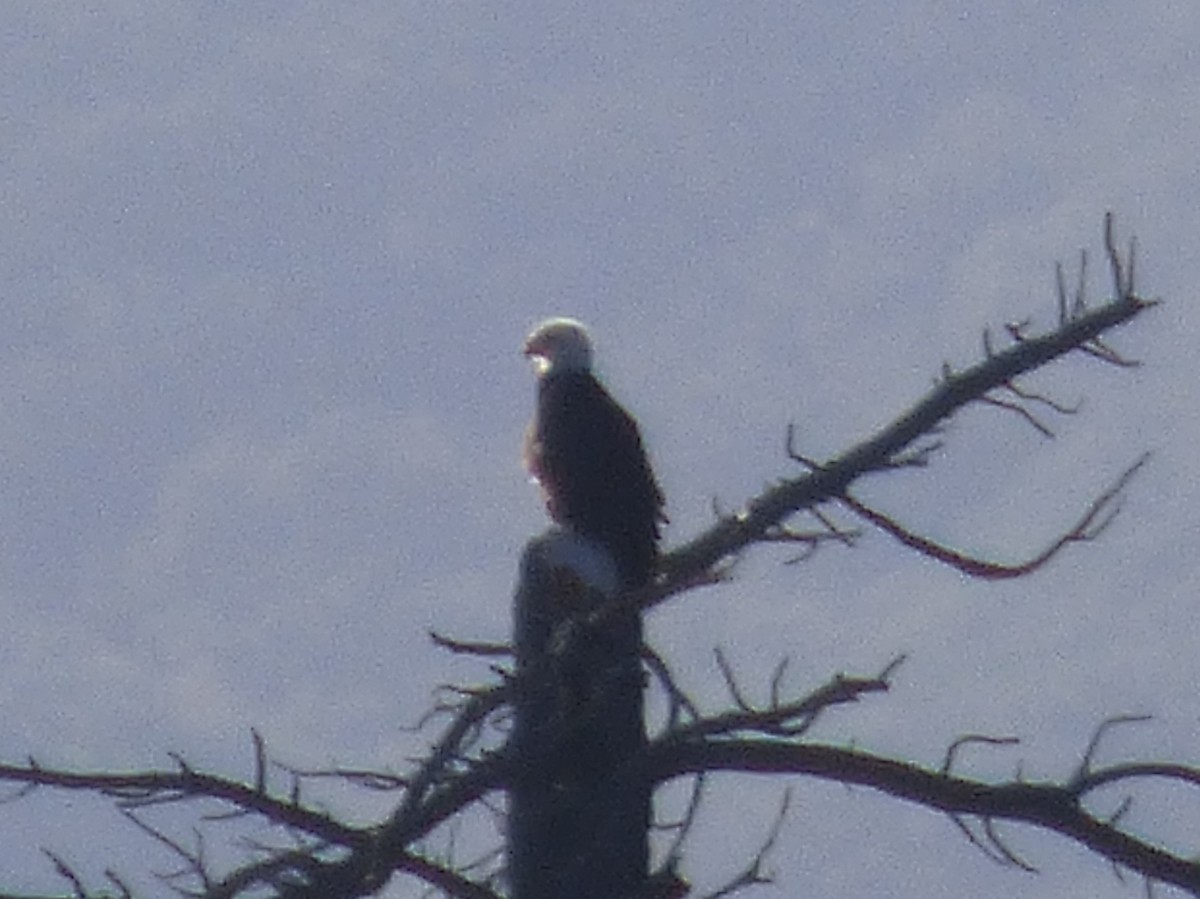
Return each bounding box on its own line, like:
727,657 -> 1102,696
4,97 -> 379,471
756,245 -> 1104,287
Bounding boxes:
1080,337 -> 1142,368
1002,380 -> 1081,415
942,734 -> 1021,775
273,762 -> 409,792
714,648 -> 753,712
43,849 -> 90,899
769,657 -> 790,709
430,631 -> 513,657
1107,795 -> 1134,827
1056,261 -> 1069,325
104,868 -> 134,899
1072,714 -> 1154,787
1075,248 -> 1089,315
785,423 -> 823,470
251,729 -> 267,795
808,506 -> 859,547
701,789 -> 791,899
118,806 -> 212,889
949,814 -> 1012,867
643,644 -> 702,734
887,440 -> 945,469
1104,211 -> 1126,299
1073,761 -> 1200,797
983,817 -> 1038,872
978,394 -> 1055,438
659,774 -> 707,875
877,654 -> 908,681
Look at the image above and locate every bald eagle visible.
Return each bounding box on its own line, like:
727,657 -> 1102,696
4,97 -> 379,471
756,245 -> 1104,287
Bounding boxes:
523,318 -> 665,588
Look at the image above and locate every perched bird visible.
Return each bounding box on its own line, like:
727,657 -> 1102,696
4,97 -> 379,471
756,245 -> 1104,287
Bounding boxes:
522,317 -> 666,587
514,318 -> 664,899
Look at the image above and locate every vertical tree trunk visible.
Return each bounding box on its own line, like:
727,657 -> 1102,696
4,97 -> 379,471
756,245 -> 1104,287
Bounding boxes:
509,529 -> 649,899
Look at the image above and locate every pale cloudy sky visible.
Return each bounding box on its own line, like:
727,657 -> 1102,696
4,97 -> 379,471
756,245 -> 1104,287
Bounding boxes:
1,3 -> 1198,897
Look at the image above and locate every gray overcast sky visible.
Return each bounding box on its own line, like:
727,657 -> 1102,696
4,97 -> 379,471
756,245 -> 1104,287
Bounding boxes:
1,2 -> 1197,896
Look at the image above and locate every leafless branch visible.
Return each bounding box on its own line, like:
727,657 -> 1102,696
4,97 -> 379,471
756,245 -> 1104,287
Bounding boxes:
942,734 -> 1021,775
950,813 -> 1014,868
669,667 -> 894,743
1003,379 -> 1081,415
714,648 -> 754,712
1071,714 -> 1156,788
661,284 -> 1152,584
272,762 -> 408,793
977,392 -> 1056,436
0,761 -> 364,849
784,422 -> 822,470
839,453 -> 1148,579
44,850 -> 90,899
644,644 -> 703,734
1074,761 -> 1200,797
117,805 -> 213,891
700,789 -> 791,899
982,818 -> 1037,872
646,739 -> 1200,896
430,631 -> 514,658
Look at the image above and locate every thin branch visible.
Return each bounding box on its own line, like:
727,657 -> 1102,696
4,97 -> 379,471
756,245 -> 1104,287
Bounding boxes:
430,631 -> 513,658
643,644 -> 702,734
784,422 -> 822,470
950,813 -> 1014,868
982,818 -> 1038,872
768,657 -> 790,709
273,762 -> 408,792
977,394 -> 1055,437
118,806 -> 213,891
0,761 -> 364,850
700,789 -> 791,899
1071,714 -> 1156,789
669,669 -> 893,743
1074,762 -> 1200,797
840,454 -> 1148,580
1105,211 -> 1127,298
1003,379 -> 1081,416
43,850 -> 89,899
714,648 -> 753,712
251,730 -> 267,796
942,734 -> 1021,776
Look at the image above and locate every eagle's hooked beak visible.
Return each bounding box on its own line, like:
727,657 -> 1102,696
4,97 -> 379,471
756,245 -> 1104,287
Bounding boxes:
523,336 -> 552,374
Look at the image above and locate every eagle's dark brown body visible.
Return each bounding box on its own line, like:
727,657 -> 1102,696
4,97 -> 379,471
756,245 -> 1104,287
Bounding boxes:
525,368 -> 665,587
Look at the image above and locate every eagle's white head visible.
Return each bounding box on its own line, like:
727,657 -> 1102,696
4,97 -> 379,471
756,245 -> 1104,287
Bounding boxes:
523,317 -> 594,376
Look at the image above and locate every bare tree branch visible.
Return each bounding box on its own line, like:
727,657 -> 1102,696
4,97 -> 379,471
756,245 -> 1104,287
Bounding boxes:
0,761 -> 364,850
838,453 -> 1149,579
659,287 -> 1152,585
699,789 -> 791,899
645,740 -> 1200,895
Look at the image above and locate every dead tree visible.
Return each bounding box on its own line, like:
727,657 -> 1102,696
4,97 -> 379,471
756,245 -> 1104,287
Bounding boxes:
510,529 -> 650,899
0,216 -> 1184,899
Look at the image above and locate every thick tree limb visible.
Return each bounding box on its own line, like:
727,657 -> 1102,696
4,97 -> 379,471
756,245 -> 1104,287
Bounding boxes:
645,740 -> 1200,896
